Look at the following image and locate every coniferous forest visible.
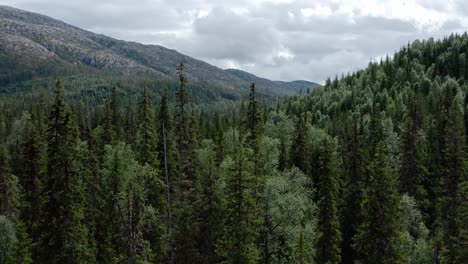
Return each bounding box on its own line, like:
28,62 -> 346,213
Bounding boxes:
1,32 -> 468,264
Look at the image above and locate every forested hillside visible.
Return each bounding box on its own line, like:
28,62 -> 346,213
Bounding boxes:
0,5 -> 319,103
0,33 -> 467,264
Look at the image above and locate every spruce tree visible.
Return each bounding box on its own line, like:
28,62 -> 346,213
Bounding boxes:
136,86 -> 159,167
440,96 -> 465,263
193,140 -> 223,264
83,130 -> 113,263
340,117 -> 363,264
156,90 -> 177,263
217,135 -> 259,263
136,86 -> 165,260
18,106 -> 47,259
110,85 -> 121,139
173,61 -> 199,263
354,141 -> 403,264
400,92 -> 427,208
123,100 -> 137,145
0,142 -> 21,221
174,61 -> 197,203
316,136 -> 342,264
246,83 -> 263,153
40,80 -> 94,263
290,113 -> 309,174
101,103 -> 115,146
457,180 -> 468,263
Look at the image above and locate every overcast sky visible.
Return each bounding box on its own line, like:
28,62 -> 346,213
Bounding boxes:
2,0 -> 468,83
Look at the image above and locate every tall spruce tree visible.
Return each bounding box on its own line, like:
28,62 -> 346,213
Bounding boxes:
193,140 -> 223,264
136,86 -> 158,167
246,83 -> 263,153
157,90 -> 177,263
316,136 -> 342,264
354,141 -> 403,264
40,80 -> 94,263
174,61 -> 197,204
440,95 -> 465,263
400,92 -> 427,208
136,86 -> 165,260
340,117 -> 363,264
217,133 -> 259,263
83,130 -> 114,263
110,86 -> 121,139
18,105 -> 47,258
0,142 -> 21,221
173,61 -> 199,263
290,113 -> 309,174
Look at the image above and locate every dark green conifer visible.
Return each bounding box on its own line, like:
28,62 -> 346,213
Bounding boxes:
40,80 -> 94,263
316,136 -> 342,264
354,141 -> 403,264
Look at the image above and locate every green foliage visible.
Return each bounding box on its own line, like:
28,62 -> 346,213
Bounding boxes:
217,132 -> 260,263
316,136 -> 342,264
0,215 -> 16,264
193,140 -> 224,263
2,34 -> 468,263
354,142 -> 403,264
0,143 -> 21,221
136,86 -> 159,167
263,167 -> 317,263
400,194 -> 433,264
101,142 -> 160,263
39,80 -> 94,263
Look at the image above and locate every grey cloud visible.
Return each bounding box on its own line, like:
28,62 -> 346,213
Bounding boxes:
188,8 -> 282,64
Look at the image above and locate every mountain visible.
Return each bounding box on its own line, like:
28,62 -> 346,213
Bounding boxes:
0,5 -> 319,102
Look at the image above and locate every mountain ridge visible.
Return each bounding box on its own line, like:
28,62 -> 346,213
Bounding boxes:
0,5 -> 319,100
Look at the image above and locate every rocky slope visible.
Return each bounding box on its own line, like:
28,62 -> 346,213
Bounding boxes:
0,5 -> 319,99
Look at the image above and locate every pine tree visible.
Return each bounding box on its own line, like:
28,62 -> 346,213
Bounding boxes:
39,80 -> 94,263
316,136 -> 342,264
354,141 -> 403,264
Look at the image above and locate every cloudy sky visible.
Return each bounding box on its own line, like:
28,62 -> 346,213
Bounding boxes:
2,0 -> 468,83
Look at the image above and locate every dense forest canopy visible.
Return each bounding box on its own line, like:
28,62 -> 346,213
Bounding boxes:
0,33 -> 467,264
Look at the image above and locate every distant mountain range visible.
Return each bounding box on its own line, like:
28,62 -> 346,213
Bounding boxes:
0,5 -> 319,101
